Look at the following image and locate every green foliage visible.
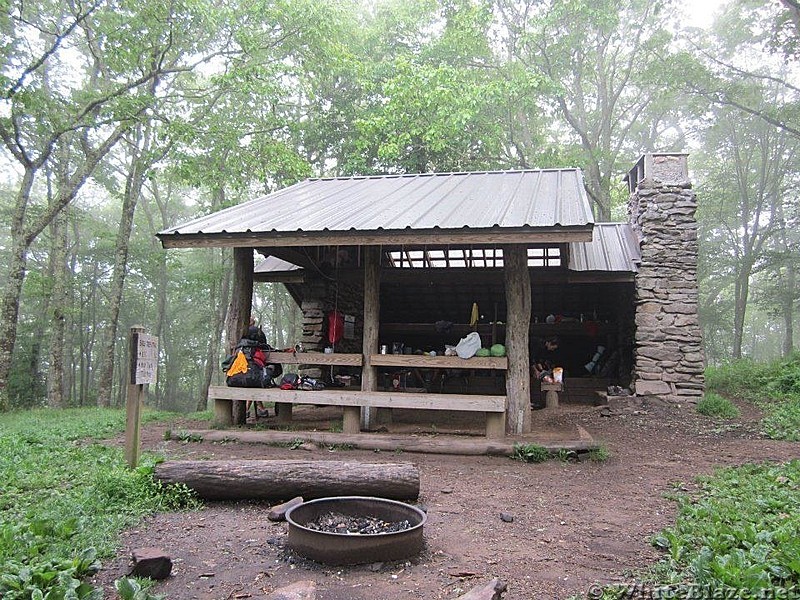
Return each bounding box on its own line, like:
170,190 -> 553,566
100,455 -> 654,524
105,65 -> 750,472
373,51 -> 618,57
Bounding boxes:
0,408 -> 200,599
648,461 -> 800,594
115,577 -> 164,600
761,400 -> 800,441
587,446 -> 611,463
696,393 -> 741,419
5,344 -> 47,410
706,359 -> 773,402
172,430 -> 204,443
706,355 -> 800,439
511,443 -> 550,463
557,448 -> 578,462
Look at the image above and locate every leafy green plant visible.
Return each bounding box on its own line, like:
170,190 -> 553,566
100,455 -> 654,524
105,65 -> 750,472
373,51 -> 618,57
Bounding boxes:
696,392 -> 740,419
761,399 -> 800,441
0,408 -> 200,599
557,448 -> 578,462
115,576 -> 165,600
511,443 -> 550,463
649,460 -> 800,593
173,430 -> 204,443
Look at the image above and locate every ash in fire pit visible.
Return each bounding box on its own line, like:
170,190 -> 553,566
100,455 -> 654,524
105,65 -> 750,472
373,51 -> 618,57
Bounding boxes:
306,511 -> 411,535
286,496 -> 427,565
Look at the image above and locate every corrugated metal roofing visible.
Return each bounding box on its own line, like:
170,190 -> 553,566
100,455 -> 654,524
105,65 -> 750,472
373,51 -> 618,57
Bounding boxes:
568,223 -> 640,272
254,257 -> 301,273
158,170 -> 594,246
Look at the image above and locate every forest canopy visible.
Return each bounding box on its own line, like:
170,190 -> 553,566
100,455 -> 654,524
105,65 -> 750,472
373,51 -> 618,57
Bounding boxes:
0,0 -> 797,411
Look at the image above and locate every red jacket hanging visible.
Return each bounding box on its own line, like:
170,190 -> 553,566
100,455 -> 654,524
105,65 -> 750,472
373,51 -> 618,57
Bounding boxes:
327,310 -> 345,344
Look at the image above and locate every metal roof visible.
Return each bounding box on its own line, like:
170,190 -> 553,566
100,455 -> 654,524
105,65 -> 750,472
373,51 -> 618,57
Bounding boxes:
568,223 -> 640,272
158,170 -> 595,248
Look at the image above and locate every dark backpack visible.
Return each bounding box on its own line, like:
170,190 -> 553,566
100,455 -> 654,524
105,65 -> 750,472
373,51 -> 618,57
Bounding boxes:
223,338 -> 282,388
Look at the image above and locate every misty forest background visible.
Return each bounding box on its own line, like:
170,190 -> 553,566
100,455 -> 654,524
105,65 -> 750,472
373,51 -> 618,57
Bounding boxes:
0,0 -> 798,413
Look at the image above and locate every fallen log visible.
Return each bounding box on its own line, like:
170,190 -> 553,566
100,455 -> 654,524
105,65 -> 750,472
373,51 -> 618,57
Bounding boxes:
155,460 -> 420,501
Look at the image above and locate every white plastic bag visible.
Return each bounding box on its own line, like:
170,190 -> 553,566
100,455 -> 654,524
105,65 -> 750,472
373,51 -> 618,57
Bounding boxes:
455,331 -> 482,359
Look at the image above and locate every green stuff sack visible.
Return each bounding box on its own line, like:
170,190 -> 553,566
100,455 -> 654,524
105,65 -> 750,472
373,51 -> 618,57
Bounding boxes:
489,344 -> 506,357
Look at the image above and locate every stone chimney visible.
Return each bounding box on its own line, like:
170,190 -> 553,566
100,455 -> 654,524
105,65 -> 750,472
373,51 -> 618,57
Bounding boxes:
626,153 -> 705,402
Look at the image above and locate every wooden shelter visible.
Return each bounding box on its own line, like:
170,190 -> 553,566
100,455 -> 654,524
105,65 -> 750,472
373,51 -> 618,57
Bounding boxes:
158,160 -> 699,438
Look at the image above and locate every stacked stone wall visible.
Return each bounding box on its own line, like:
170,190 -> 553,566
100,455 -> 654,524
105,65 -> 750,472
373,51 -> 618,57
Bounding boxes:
629,179 -> 705,402
295,274 -> 365,379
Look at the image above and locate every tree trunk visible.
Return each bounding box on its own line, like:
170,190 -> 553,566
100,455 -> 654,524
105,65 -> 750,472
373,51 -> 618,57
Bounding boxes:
199,250 -> 231,412
47,210 -> 69,408
199,187 -> 231,412
782,260 -> 796,357
0,170 -> 36,410
96,125 -> 153,407
225,248 -> 254,425
732,265 -> 751,360
154,460 -> 420,501
503,245 -> 531,434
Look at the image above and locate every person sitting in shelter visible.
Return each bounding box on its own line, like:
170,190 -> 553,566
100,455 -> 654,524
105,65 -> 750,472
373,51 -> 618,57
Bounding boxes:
530,336 -> 560,383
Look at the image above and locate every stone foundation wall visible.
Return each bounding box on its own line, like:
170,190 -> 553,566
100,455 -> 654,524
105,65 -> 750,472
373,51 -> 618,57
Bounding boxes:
629,167 -> 705,402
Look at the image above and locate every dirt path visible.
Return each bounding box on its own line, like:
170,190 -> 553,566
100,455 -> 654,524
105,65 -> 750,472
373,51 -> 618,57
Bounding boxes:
92,397 -> 798,599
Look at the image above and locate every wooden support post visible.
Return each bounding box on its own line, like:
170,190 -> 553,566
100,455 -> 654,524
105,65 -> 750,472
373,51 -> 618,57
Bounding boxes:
359,245 -> 381,432
485,411 -> 506,439
276,402 -> 293,424
503,245 -> 532,434
125,326 -> 146,467
225,247 -> 254,426
214,398 -> 233,427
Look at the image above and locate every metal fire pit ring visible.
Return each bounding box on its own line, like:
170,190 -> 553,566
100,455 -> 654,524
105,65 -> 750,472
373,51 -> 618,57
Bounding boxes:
285,496 -> 427,565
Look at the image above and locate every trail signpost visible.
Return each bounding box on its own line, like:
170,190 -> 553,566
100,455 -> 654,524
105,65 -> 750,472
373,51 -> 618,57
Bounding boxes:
126,326 -> 158,467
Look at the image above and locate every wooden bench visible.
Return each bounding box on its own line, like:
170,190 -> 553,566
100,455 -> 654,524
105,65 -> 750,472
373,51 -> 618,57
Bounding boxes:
208,386 -> 507,439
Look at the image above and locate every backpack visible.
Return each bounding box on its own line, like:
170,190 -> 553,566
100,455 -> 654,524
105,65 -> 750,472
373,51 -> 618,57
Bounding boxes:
223,338 -> 283,388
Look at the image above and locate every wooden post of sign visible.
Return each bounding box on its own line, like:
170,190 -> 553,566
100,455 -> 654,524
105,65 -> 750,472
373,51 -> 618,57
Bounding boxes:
126,326 -> 146,467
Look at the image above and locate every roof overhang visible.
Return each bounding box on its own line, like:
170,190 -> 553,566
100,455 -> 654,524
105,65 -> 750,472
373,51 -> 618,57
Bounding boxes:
158,226 -> 593,249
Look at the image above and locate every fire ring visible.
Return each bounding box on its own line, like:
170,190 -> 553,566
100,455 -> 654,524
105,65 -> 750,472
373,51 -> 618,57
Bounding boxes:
285,496 -> 427,565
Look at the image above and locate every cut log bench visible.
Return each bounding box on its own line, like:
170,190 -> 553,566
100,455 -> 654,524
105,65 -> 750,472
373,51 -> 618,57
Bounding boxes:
210,352 -> 508,438
541,382 -> 563,408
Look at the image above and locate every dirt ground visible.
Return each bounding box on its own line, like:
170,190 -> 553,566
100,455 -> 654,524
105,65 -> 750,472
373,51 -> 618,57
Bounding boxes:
93,397 -> 799,600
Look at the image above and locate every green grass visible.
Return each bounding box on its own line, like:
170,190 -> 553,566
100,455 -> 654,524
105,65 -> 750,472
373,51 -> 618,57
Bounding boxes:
696,392 -> 740,419
587,445 -> 611,462
0,407 -> 201,599
511,442 -> 550,463
706,354 -> 800,440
